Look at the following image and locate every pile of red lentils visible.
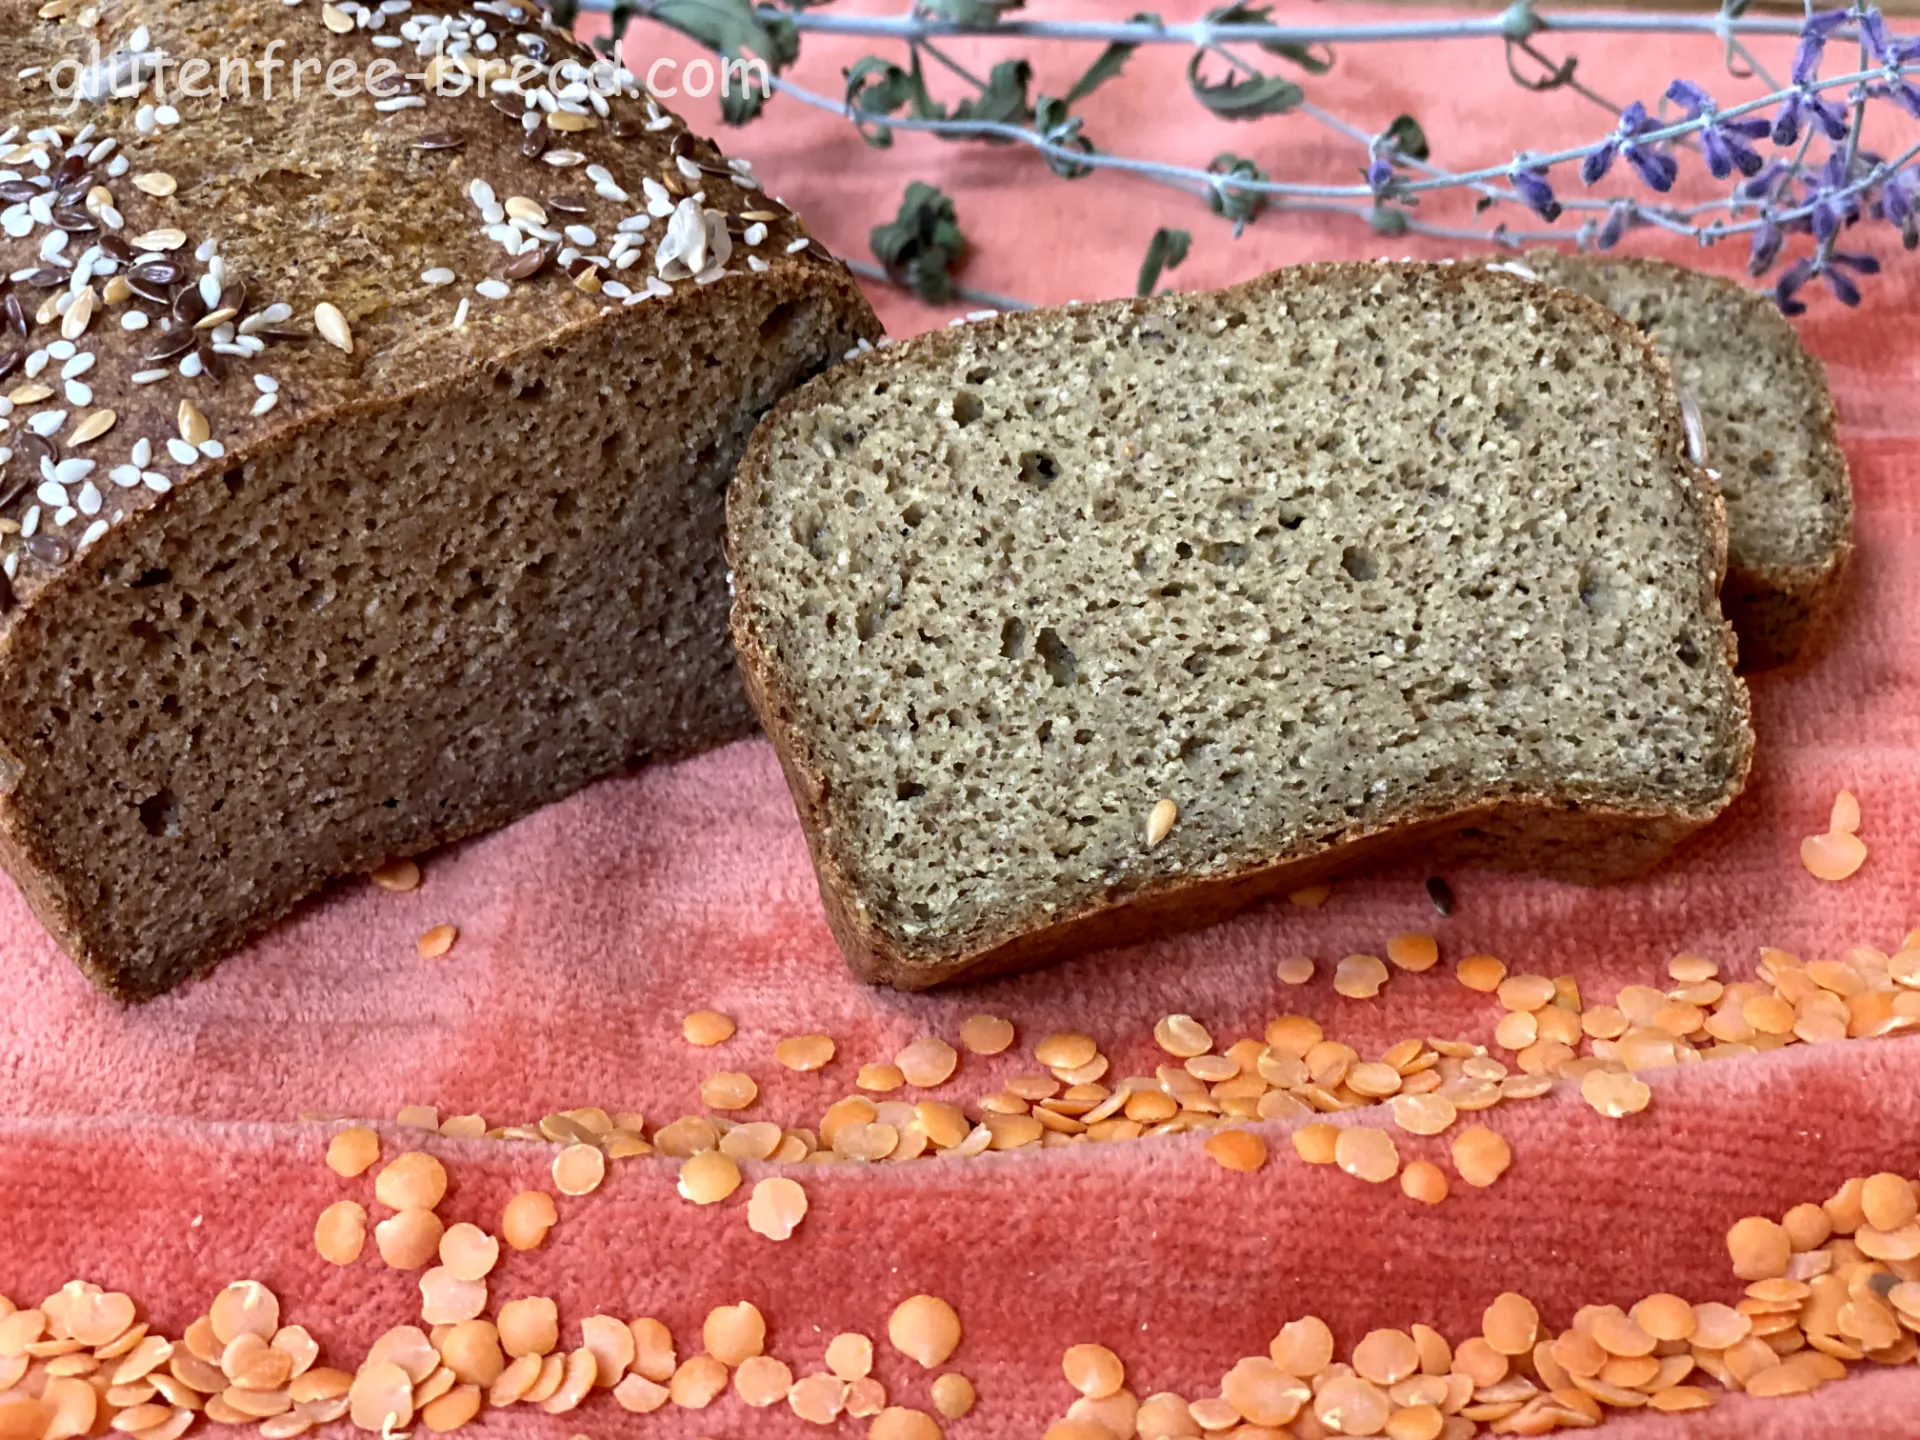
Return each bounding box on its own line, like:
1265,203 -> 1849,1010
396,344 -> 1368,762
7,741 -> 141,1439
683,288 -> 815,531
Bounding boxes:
3,795 -> 1908,1437
6,1157 -> 1917,1439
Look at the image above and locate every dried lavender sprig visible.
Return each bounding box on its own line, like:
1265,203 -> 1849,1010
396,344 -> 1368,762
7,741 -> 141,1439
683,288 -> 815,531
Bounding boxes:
591,2 -> 1824,47
745,56 -> 1916,234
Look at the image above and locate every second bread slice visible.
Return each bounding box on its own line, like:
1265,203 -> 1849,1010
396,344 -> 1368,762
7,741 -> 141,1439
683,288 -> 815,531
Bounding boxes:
729,263 -> 1754,989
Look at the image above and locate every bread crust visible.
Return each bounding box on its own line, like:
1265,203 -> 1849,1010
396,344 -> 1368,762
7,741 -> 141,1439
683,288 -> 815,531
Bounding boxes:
0,0 -> 883,997
729,262 -> 1754,991
1519,251 -> 1854,672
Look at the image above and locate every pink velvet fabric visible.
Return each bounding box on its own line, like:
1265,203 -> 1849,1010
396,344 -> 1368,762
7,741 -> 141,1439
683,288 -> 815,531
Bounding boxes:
5,5 -> 1920,1436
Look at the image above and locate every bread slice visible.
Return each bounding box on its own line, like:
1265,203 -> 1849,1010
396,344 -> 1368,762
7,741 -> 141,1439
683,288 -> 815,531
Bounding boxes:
0,0 -> 880,999
1519,251 -> 1852,671
729,263 -> 1754,990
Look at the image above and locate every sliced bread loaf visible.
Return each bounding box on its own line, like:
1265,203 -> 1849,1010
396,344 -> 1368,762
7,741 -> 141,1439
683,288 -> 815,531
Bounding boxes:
0,0 -> 880,999
729,263 -> 1754,990
1520,250 -> 1852,671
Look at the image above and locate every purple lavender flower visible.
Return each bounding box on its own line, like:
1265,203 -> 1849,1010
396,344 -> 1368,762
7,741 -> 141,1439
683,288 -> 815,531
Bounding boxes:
1665,79 -> 1767,179
1774,256 -> 1816,315
1795,7 -> 1852,81
1581,102 -> 1676,192
1366,152 -> 1394,194
1595,200 -> 1633,250
1882,168 -> 1918,243
1861,7 -> 1899,64
1748,216 -> 1784,275
1509,160 -> 1561,221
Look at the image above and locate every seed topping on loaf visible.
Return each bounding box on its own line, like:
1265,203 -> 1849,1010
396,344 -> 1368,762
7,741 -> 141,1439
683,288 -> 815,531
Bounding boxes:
0,0 -> 850,604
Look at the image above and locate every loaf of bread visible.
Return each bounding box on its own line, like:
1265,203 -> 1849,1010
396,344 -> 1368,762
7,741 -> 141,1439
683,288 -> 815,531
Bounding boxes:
1519,250 -> 1852,672
730,264 -> 1754,990
0,0 -> 880,998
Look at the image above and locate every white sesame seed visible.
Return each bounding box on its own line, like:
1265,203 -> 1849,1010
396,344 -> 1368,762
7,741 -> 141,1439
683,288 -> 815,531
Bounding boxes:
121,312 -> 148,331
155,106 -> 180,126
564,225 -> 595,247
254,374 -> 279,393
80,518 -> 107,547
468,178 -> 496,209
47,342 -> 73,362
28,411 -> 64,438
617,215 -> 649,234
76,482 -> 100,515
166,438 -> 198,466
53,458 -> 93,486
36,482 -> 67,508
252,393 -> 279,417
199,440 -> 224,459
19,505 -> 37,538
53,505 -> 76,528
131,439 -> 151,467
64,381 -> 91,407
743,222 -> 766,247
314,301 -> 354,353
747,255 -> 769,273
131,370 -> 167,385
23,352 -> 47,378
475,279 -> 510,300
178,353 -> 203,378
452,298 -> 470,329
421,267 -> 455,286
109,464 -> 139,487
61,353 -> 93,380
141,472 -> 170,492
674,156 -> 701,180
785,238 -> 809,254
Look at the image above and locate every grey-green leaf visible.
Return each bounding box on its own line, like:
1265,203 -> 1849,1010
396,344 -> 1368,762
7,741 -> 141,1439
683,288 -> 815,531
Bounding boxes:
1065,11 -> 1161,104
1137,226 -> 1191,296
1186,54 -> 1303,120
650,0 -> 776,60
1382,114 -> 1429,161
871,182 -> 968,305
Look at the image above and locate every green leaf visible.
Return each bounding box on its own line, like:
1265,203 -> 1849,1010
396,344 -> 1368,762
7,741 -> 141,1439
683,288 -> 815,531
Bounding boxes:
650,0 -> 796,126
871,182 -> 968,305
1136,227 -> 1191,297
951,59 -> 1035,129
1065,11 -> 1160,104
1033,96 -> 1095,179
1186,53 -> 1302,120
1368,205 -> 1409,237
1206,153 -> 1268,227
843,52 -> 941,147
1381,114 -> 1428,162
922,0 -> 1026,24
650,0 -> 776,59
1206,4 -> 1332,71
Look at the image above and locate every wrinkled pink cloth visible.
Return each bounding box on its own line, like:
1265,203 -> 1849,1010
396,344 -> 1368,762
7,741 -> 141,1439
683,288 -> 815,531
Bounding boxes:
6,5 -> 1920,1437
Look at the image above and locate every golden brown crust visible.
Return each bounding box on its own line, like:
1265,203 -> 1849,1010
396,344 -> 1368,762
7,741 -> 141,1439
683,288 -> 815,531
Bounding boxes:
729,262 -> 1753,991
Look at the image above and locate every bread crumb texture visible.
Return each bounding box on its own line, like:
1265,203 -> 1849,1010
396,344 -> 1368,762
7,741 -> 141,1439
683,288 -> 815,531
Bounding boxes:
0,0 -> 881,997
734,264 -> 1751,971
